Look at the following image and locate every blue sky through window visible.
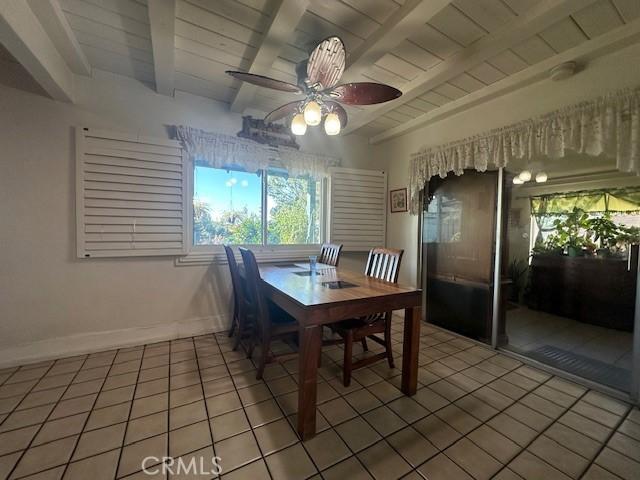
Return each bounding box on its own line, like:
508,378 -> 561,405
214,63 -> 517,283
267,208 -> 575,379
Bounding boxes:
194,166 -> 261,219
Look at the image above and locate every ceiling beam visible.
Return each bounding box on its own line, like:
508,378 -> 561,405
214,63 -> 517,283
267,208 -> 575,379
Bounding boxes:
26,0 -> 90,76
343,0 -> 600,135
148,0 -> 176,96
370,18 -> 640,144
230,0 -> 308,113
343,0 -> 453,81
0,0 -> 74,102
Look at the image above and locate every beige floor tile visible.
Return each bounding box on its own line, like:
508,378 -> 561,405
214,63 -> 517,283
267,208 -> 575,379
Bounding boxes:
532,385 -> 575,408
344,388 -> 382,414
488,413 -> 537,448
387,426 -> 438,467
50,394 -> 97,420
467,425 -> 521,464
508,450 -> 572,480
304,428 -> 351,470
436,404 -> 481,434
253,418 -> 297,456
572,401 -> 622,429
387,396 -> 428,423
86,402 -> 131,430
446,437 -> 502,480
169,399 -> 207,430
134,379 -> 168,400
617,418 -> 640,441
203,377 -> 235,398
335,417 -> 381,453
265,443 -> 317,480
0,381 -> 38,398
367,381 -> 402,403
266,376 -> 297,397
206,392 -> 242,419
102,373 -> 138,392
125,411 -> 167,444
12,435 -> 78,478
417,453 -> 474,480
471,387 -> 513,411
607,432 -> 640,460
244,399 -> 282,428
0,404 -> 54,432
582,391 -> 629,416
0,451 -> 22,479
169,420 -> 211,457
275,391 -> 298,415
362,406 -> 407,437
138,366 -> 169,384
17,465 -> 66,480
544,422 -> 601,459
0,395 -> 23,415
317,397 -> 358,426
413,387 -> 450,412
220,459 -> 269,480
544,378 -> 587,398
559,411 -> 612,442
322,456 -> 373,480
0,425 -> 40,456
357,440 -> 411,480
17,387 -> 65,410
582,464 -> 624,480
210,409 -> 250,441
492,468 -> 525,480
73,422 -> 126,460
95,385 -> 135,409
455,395 -> 499,422
215,431 -> 261,473
118,433 -> 167,477
63,448 -> 120,480
33,412 -> 89,446
488,379 -> 527,401
519,393 -> 566,419
528,435 -> 589,478
595,447 -> 640,480
504,403 -> 552,432
413,414 -> 462,450
237,384 -> 271,407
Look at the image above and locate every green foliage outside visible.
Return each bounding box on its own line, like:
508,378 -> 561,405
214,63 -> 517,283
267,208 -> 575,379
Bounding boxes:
193,172 -> 319,245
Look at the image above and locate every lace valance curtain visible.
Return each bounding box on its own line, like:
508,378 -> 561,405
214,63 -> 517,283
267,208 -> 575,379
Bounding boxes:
173,125 -> 340,178
408,87 -> 640,214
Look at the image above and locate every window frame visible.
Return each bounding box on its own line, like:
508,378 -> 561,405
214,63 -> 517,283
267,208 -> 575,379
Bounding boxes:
180,161 -> 327,265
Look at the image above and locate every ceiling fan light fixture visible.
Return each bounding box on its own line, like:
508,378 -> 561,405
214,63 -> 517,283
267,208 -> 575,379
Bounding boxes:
513,177 -> 524,185
303,100 -> 322,126
324,112 -> 341,135
291,113 -> 307,135
536,171 -> 548,183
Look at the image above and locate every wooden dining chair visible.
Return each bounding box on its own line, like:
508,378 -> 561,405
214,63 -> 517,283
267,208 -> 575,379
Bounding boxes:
331,247 -> 404,386
319,243 -> 343,267
239,247 -> 299,380
224,245 -> 253,351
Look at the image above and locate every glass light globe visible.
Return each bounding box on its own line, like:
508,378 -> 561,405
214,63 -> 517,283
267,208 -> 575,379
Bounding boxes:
291,113 -> 307,135
513,177 -> 524,185
535,172 -> 548,183
303,100 -> 322,126
324,112 -> 341,135
518,170 -> 532,182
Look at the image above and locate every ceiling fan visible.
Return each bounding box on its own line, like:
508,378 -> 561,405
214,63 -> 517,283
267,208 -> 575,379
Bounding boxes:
226,36 -> 402,136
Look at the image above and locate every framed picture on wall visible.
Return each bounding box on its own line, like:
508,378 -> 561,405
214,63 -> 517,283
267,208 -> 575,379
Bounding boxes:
390,188 -> 408,213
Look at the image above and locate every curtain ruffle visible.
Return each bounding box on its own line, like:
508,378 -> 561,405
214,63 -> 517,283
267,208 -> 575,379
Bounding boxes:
409,87 -> 640,214
174,125 -> 340,178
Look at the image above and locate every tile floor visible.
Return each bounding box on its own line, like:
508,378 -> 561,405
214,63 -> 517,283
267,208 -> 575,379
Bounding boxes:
506,306 -> 633,369
0,317 -> 638,480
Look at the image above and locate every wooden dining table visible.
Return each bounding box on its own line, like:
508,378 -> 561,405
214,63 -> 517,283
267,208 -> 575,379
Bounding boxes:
257,262 -> 422,440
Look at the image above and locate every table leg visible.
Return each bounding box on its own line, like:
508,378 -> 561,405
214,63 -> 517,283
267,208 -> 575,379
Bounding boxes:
297,323 -> 322,440
401,306 -> 421,395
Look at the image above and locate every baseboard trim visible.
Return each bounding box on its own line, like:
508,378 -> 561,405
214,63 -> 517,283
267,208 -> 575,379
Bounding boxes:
0,315 -> 229,369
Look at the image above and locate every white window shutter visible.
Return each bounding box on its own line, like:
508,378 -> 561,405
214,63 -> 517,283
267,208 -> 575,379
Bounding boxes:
329,167 -> 387,252
76,127 -> 188,258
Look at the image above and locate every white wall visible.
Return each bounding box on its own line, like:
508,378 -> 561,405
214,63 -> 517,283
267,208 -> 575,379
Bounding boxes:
378,43 -> 640,287
0,70 -> 378,367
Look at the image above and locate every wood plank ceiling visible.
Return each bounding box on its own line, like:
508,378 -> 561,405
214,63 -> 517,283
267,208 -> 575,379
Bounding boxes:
10,0 -> 640,141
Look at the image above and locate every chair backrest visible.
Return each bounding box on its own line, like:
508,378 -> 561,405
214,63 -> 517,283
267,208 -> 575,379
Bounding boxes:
238,247 -> 270,336
365,247 -> 404,283
224,245 -> 245,316
319,243 -> 343,267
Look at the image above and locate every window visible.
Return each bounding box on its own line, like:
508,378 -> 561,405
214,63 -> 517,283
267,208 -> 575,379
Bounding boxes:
192,165 -> 323,246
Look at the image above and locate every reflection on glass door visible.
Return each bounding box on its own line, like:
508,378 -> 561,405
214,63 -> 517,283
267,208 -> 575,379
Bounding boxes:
422,170 -> 506,343
503,174 -> 639,392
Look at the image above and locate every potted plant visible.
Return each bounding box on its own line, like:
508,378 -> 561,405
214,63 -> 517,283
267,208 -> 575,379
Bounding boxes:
586,213 -> 620,257
553,207 -> 590,257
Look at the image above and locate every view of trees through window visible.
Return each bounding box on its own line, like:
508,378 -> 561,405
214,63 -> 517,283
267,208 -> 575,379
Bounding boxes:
193,166 -> 321,245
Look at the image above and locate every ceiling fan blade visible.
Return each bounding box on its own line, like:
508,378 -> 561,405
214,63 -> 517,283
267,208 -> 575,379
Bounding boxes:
307,36 -> 345,90
264,101 -> 303,123
226,71 -> 302,93
324,100 -> 348,128
329,82 -> 402,105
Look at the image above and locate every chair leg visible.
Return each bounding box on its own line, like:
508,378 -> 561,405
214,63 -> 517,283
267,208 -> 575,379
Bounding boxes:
385,320 -> 395,369
361,338 -> 368,352
343,331 -> 353,387
228,304 -> 238,337
256,337 -> 270,380
246,332 -> 255,360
